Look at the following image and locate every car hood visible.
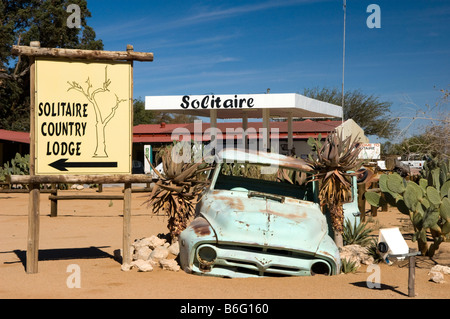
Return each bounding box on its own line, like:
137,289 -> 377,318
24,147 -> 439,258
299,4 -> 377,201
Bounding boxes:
200,190 -> 330,255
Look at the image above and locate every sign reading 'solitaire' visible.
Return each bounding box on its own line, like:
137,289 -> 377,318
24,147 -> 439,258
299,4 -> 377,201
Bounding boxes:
34,58 -> 132,175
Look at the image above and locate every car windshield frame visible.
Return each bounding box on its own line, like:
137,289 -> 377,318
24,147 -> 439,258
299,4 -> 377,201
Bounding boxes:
210,161 -> 318,202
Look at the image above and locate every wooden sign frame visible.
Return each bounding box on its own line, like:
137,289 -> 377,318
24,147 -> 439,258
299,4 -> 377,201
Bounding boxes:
11,42 -> 154,274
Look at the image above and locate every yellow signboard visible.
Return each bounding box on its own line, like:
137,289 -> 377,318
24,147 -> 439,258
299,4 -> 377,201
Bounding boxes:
34,58 -> 132,174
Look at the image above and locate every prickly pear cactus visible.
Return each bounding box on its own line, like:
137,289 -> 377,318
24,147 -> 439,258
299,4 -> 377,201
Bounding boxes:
0,153 -> 30,182
365,159 -> 450,257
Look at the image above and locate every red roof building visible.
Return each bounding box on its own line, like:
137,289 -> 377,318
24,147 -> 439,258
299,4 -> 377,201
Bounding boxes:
132,119 -> 346,163
0,129 -> 30,166
133,119 -> 341,143
1,119 -> 366,166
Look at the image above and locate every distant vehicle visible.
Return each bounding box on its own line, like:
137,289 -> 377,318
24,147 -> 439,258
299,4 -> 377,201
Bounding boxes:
179,149 -> 360,278
401,160 -> 425,170
132,160 -> 144,174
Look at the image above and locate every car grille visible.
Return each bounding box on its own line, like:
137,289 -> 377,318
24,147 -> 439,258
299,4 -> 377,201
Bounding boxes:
195,243 -> 323,277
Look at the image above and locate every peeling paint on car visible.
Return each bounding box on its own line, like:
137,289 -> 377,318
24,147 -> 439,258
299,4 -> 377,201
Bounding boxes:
179,149 -> 356,278
189,217 -> 211,237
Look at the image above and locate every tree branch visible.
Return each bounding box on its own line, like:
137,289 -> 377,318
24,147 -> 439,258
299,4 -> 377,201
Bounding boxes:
0,66 -> 30,81
103,94 -> 126,125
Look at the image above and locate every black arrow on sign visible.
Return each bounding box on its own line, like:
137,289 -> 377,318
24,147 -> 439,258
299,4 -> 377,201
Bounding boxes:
49,158 -> 118,171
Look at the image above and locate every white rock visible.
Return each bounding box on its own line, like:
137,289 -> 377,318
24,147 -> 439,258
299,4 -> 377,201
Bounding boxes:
134,246 -> 152,261
131,259 -> 154,272
121,263 -> 133,271
148,235 -> 167,249
150,246 -> 169,262
148,259 -> 159,268
430,265 -> 450,275
160,259 -> 180,272
76,184 -> 84,190
429,271 -> 445,284
168,242 -> 180,256
133,235 -> 166,249
340,245 -> 374,268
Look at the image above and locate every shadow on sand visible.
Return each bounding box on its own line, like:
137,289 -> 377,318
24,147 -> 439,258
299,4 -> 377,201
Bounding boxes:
6,246 -> 115,270
350,281 -> 408,297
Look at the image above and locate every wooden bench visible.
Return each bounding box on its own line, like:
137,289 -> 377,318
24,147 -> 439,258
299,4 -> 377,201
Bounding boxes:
48,193 -> 125,217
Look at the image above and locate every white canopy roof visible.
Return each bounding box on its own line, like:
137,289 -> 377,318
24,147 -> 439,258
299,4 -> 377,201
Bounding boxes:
218,148 -> 314,172
145,93 -> 342,119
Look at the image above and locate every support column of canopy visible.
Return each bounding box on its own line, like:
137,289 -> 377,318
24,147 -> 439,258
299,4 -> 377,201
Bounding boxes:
210,109 -> 218,154
242,112 -> 248,150
262,108 -> 270,152
288,112 -> 294,155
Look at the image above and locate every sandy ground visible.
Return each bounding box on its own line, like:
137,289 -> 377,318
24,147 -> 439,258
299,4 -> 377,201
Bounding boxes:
1,186 -> 449,301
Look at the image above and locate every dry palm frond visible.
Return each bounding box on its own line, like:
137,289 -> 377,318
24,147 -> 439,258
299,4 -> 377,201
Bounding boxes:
306,131 -> 363,235
145,142 -> 212,242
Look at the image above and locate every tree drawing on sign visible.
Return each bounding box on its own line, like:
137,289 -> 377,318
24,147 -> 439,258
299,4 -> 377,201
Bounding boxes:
67,66 -> 127,157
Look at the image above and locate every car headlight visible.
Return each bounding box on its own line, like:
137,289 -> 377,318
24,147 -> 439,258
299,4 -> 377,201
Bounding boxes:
196,245 -> 217,272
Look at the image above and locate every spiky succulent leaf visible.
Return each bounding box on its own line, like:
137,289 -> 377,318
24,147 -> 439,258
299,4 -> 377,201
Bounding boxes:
364,191 -> 381,207
432,168 -> 440,192
393,192 -> 404,204
440,197 -> 450,222
427,186 -> 441,206
419,178 -> 428,191
387,173 -> 405,194
407,181 -> 424,198
419,197 -> 431,209
423,210 -> 440,229
342,219 -> 373,246
305,131 -> 362,235
379,174 -> 389,192
404,184 -> 420,210
442,220 -> 450,234
419,228 -> 427,243
441,180 -> 450,199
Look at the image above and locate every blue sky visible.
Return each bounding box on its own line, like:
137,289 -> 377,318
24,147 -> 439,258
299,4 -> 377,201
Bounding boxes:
87,0 -> 449,143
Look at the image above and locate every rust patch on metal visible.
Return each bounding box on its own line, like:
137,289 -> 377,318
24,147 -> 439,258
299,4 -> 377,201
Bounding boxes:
212,195 -> 245,211
263,207 -> 308,222
318,250 -> 334,258
237,220 -> 250,227
190,217 -> 211,236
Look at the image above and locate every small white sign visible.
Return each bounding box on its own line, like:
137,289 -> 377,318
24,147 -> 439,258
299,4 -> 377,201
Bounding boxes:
401,161 -> 425,169
358,143 -> 380,159
144,144 -> 152,174
378,227 -> 409,262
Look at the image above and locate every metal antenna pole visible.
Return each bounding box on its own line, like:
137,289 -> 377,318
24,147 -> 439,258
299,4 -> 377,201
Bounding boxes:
342,0 -> 346,125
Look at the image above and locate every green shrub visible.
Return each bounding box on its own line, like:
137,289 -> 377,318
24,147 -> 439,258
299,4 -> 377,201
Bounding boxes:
0,153 -> 30,182
366,238 -> 384,264
342,219 -> 374,247
365,159 -> 450,257
340,258 -> 358,274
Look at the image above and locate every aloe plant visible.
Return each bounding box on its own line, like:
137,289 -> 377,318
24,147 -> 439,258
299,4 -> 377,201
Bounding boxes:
365,160 -> 450,257
145,142 -> 213,243
306,131 -> 363,248
340,258 -> 358,274
342,219 -> 373,247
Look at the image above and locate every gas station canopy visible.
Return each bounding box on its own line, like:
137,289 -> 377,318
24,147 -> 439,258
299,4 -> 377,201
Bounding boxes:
145,93 -> 342,119
145,93 -> 343,152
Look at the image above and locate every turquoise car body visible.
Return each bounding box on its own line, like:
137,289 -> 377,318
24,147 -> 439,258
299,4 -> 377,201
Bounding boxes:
179,149 -> 360,278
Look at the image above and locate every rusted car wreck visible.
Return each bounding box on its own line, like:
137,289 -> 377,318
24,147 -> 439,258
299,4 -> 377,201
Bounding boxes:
179,149 -> 359,278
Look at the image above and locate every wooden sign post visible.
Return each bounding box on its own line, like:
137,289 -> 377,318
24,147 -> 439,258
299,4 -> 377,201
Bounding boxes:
12,43 -> 153,274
